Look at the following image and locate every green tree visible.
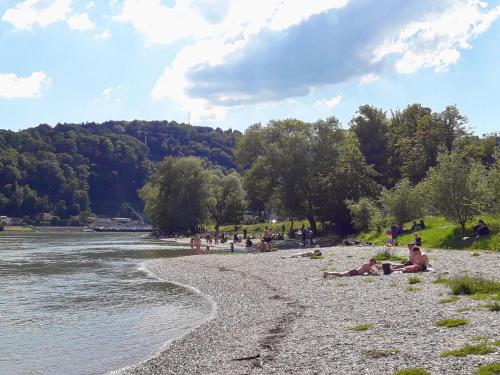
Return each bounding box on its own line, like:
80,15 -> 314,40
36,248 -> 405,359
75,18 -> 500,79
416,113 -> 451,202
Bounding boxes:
206,171 -> 246,230
139,157 -> 210,234
347,197 -> 385,232
423,151 -> 492,234
380,179 -> 425,227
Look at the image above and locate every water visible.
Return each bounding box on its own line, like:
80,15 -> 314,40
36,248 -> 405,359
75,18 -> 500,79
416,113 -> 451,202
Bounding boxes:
0,230 -> 213,375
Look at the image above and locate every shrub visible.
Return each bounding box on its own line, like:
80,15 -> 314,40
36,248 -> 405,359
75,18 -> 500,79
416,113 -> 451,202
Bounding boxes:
347,197 -> 385,232
374,247 -> 407,263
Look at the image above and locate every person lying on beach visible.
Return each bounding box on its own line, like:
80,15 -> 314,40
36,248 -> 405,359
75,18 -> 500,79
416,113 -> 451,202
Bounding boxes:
257,240 -> 271,252
323,258 -> 379,278
282,249 -> 322,259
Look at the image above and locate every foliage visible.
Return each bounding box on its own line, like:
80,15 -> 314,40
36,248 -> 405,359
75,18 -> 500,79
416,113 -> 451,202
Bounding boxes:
140,157 -> 211,234
474,363 -> 500,375
441,344 -> 496,357
373,248 -> 407,262
349,323 -> 373,331
436,319 -> 469,328
0,121 -> 240,219
423,150 -> 492,233
408,276 -> 422,284
236,117 -> 378,234
206,170 -> 246,230
347,197 -> 385,232
445,276 -> 500,297
438,296 -> 459,304
393,369 -> 431,375
380,179 -> 424,226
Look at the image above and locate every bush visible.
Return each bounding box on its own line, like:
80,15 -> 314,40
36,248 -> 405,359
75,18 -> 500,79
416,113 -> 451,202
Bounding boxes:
380,179 -> 424,226
475,363 -> 500,375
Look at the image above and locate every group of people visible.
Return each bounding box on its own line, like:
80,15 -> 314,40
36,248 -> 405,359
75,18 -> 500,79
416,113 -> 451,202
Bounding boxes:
473,219 -> 490,238
323,244 -> 429,278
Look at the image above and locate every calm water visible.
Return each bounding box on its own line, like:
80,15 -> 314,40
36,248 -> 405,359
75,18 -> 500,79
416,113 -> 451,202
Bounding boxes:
0,231 -> 213,375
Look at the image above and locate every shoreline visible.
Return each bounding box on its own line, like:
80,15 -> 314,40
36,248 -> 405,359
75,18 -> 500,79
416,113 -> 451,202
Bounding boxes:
124,246 -> 500,375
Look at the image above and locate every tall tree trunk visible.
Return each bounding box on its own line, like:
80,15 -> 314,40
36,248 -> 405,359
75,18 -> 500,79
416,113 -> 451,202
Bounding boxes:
289,218 -> 294,234
460,222 -> 466,235
307,215 -> 317,234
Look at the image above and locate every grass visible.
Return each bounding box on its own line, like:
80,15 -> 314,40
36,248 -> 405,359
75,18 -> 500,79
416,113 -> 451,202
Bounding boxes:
438,296 -> 460,304
436,318 -> 469,328
437,276 -> 500,301
309,255 -> 324,259
408,275 -> 422,284
365,348 -> 399,359
472,252 -> 481,256
336,283 -> 348,287
405,286 -> 420,292
457,307 -> 471,312
480,303 -> 500,311
393,369 -> 431,375
441,343 -> 497,357
3,225 -> 32,231
363,277 -> 375,283
358,215 -> 500,251
373,247 -> 407,263
475,363 -> 500,375
471,336 -> 490,342
350,323 -> 373,331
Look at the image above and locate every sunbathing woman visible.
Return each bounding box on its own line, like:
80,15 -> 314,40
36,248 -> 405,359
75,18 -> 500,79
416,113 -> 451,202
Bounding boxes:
323,258 -> 379,278
282,249 -> 322,259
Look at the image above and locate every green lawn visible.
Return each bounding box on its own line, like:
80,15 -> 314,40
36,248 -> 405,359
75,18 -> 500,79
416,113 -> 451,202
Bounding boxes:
358,216 -> 500,251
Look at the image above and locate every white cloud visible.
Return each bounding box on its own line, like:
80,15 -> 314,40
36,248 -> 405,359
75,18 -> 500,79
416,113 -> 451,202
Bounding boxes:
86,1 -> 96,9
117,0 -> 500,122
94,85 -> 122,103
95,29 -> 111,39
315,95 -> 342,107
0,72 -> 51,99
2,0 -> 72,30
67,12 -> 94,30
359,73 -> 380,85
374,0 -> 500,74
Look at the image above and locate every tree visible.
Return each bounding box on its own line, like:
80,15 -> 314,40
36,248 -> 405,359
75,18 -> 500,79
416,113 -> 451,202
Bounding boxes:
347,197 -> 385,232
139,157 -> 210,234
206,171 -> 246,230
380,179 -> 425,227
423,151 -> 492,234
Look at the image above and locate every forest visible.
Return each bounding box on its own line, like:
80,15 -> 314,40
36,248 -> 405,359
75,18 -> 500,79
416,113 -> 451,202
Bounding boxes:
0,120 -> 241,221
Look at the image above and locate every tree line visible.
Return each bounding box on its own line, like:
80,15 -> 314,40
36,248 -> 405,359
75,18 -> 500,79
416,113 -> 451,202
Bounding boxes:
0,121 -> 241,221
141,104 -> 499,235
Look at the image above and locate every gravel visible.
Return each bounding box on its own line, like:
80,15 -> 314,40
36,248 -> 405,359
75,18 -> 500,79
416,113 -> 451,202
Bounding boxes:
124,246 -> 500,375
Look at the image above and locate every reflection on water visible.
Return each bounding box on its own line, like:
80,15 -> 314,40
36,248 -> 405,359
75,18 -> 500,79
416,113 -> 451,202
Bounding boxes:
0,231 -> 213,375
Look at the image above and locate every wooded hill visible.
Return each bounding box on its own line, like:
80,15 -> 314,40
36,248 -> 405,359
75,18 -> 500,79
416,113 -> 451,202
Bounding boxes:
0,120 -> 241,219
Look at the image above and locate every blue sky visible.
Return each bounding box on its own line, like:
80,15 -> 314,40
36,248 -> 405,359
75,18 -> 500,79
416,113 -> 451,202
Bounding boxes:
1,0 -> 499,134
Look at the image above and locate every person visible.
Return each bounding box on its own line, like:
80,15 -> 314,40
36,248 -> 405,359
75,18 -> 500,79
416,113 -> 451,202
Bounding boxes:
390,224 -> 398,245
230,242 -> 234,253
473,220 -> 490,238
390,247 -> 429,273
282,249 -> 322,259
419,219 -> 426,229
243,227 -> 247,239
415,233 -> 422,247
323,258 -> 379,278
411,221 -> 418,231
194,235 -> 202,255
301,225 -> 306,246
245,237 -> 253,247
214,230 -> 219,245
190,237 -> 194,251
257,240 -> 270,252
205,245 -> 210,254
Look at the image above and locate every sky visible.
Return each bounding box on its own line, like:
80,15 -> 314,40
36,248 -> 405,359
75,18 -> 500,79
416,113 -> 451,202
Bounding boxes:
1,0 -> 500,134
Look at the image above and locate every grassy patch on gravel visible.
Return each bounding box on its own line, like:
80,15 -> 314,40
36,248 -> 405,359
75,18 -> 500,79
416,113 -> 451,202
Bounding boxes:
439,296 -> 460,304
393,368 -> 431,375
408,275 -> 422,284
441,343 -> 497,357
480,302 -> 500,312
364,348 -> 399,359
309,255 -> 324,259
350,323 -> 373,331
436,318 -> 469,328
470,336 -> 490,341
474,363 -> 500,375
436,276 -> 500,301
373,248 -> 407,263
405,286 -> 420,292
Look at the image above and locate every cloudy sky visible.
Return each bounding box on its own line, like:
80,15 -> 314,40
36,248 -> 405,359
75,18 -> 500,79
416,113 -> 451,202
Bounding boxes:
1,0 -> 500,133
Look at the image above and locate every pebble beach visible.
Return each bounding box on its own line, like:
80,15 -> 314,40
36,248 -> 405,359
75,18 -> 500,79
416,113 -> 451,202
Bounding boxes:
125,246 -> 500,375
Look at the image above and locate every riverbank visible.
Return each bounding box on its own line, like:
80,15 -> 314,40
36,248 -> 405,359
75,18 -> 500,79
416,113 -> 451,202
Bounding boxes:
125,246 -> 499,375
